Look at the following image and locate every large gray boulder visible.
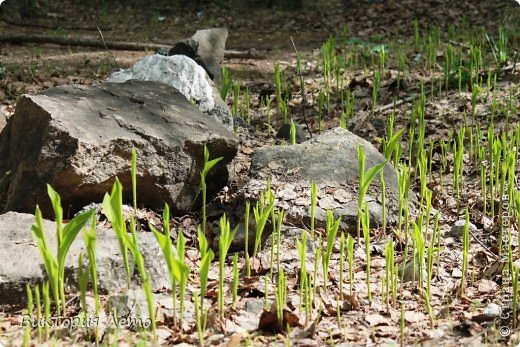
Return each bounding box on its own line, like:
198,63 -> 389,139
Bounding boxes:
107,54 -> 233,130
0,80 -> 238,217
0,211 -> 171,304
244,127 -> 406,231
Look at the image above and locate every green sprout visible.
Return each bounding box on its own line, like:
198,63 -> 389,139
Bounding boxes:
197,226 -> 214,336
232,81 -> 241,117
150,204 -> 189,327
82,213 -> 100,342
289,119 -> 297,145
310,181 -> 317,240
102,178 -> 131,288
296,231 -> 308,314
357,145 -> 387,239
131,147 -> 137,213
24,284 -> 33,347
175,232 -> 188,325
200,144 -> 224,233
275,267 -> 287,329
322,210 -> 341,291
218,214 -> 238,319
347,234 -> 355,296
384,128 -> 406,162
244,201 -> 251,276
127,216 -> 156,338
219,66 -> 232,100
42,282 -> 50,340
77,253 -> 89,318
31,185 -> 94,315
35,284 -> 42,342
461,209 -> 470,291
339,232 -> 345,300
232,253 -> 239,308
253,191 -> 275,258
361,205 -> 372,303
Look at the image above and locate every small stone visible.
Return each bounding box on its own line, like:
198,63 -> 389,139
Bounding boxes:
398,255 -> 426,282
275,121 -> 307,143
483,303 -> 501,317
449,220 -> 477,238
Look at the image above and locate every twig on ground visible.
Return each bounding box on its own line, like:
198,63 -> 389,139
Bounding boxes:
97,27 -> 119,69
0,33 -> 265,59
290,37 -> 312,139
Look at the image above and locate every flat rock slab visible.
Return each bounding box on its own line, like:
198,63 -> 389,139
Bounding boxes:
0,80 -> 238,217
245,127 -> 405,231
0,211 -> 171,305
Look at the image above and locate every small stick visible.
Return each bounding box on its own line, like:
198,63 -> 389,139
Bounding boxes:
290,37 -> 312,139
97,26 -> 119,68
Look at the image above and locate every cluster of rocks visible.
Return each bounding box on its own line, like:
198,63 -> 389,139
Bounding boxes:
0,28 -> 413,306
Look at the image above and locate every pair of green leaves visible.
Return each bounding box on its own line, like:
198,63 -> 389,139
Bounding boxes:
31,185 -> 94,314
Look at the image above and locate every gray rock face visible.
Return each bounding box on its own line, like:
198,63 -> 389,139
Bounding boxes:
107,54 -> 233,130
167,28 -> 228,80
0,211 -> 171,304
0,105 -> 10,132
245,127 -> 403,231
0,80 -> 238,217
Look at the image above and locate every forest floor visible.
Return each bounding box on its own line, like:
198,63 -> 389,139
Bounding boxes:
0,0 -> 520,346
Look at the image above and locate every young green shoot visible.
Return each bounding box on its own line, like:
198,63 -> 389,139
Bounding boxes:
275,208 -> 284,273
131,147 -> 137,213
384,128 -> 406,162
200,144 -> 224,233
513,267 -> 519,329
275,267 -> 287,329
361,204 -> 372,303
83,213 -> 99,303
310,181 -> 317,240
289,119 -> 297,145
83,213 -> 100,342
280,98 -> 288,125
296,231 -> 308,314
347,233 -> 355,296
31,185 -> 94,315
253,192 -> 274,258
461,208 -> 470,291
24,284 -> 33,347
322,210 -> 341,291
102,178 -> 131,288
232,253 -> 239,309
197,226 -> 214,331
411,220 -> 425,288
77,253 -> 89,317
151,204 -> 188,326
244,201 -> 251,276
357,145 -> 387,239
35,284 -> 42,342
339,232 -> 345,300
274,62 -> 283,109
127,216 -> 156,338
219,66 -> 232,100
232,81 -> 240,117
193,291 -> 205,347
218,215 -> 238,319
371,70 -> 381,117
176,232 -> 188,325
